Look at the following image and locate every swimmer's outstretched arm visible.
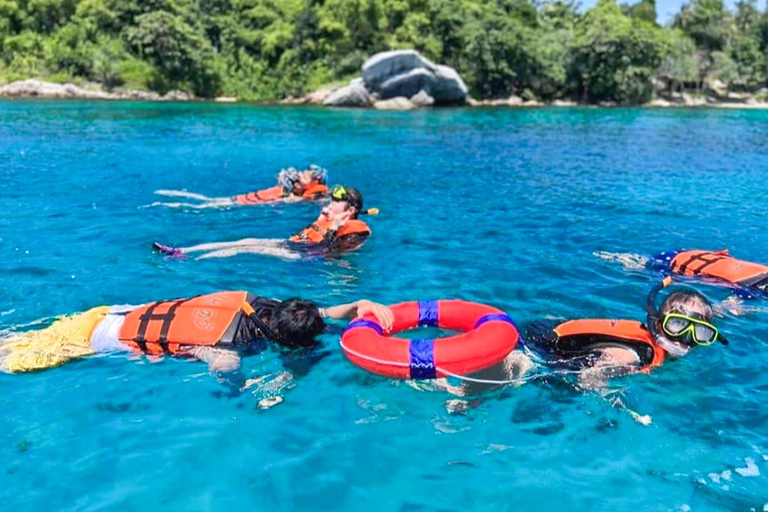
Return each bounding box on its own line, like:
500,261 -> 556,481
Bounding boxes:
180,345 -> 250,396
578,351 -> 652,426
184,345 -> 242,373
322,300 -> 395,331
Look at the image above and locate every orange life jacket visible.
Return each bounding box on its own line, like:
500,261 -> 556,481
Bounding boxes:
670,249 -> 768,285
118,291 -> 256,355
233,181 -> 328,205
552,319 -> 666,373
300,183 -> 329,199
289,218 -> 371,244
233,185 -> 285,205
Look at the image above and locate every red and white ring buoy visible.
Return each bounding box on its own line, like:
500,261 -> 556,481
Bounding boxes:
340,300 -> 519,379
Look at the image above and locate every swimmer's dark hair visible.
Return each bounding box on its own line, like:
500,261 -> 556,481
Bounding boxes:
660,290 -> 714,322
344,187 -> 363,218
271,298 -> 325,348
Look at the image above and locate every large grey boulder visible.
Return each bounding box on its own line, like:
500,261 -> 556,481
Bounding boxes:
361,50 -> 467,105
378,68 -> 436,100
431,65 -> 468,103
362,50 -> 429,89
323,78 -> 373,107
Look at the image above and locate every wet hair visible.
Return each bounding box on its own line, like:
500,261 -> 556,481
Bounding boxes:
306,164 -> 328,184
660,290 -> 714,322
343,187 -> 363,218
270,298 -> 326,348
277,167 -> 300,191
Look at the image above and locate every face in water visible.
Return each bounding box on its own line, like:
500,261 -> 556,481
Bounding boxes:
321,198 -> 351,221
656,292 -> 718,358
290,173 -> 308,194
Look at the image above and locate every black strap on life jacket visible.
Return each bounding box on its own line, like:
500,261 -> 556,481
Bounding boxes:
675,252 -> 728,276
135,298 -> 194,354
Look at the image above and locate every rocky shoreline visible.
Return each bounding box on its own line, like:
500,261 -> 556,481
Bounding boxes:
281,89 -> 768,109
0,79 -> 200,102
3,77 -> 768,110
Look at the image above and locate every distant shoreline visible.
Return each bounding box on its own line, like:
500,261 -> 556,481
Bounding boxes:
2,79 -> 767,110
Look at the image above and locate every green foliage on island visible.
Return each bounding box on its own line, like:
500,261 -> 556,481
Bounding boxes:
1,0 -> 767,103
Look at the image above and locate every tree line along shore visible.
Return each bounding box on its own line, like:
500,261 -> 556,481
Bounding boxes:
1,0 -> 768,107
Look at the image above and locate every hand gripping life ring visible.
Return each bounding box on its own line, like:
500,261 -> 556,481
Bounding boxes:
340,300 -> 520,379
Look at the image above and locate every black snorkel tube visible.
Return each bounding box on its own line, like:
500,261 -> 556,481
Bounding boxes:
645,276 -> 671,344
645,276 -> 729,346
242,302 -> 281,343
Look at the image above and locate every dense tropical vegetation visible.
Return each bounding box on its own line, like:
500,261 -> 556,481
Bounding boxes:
1,0 -> 767,103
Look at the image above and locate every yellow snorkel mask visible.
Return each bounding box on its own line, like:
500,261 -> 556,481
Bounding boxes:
646,277 -> 729,349
331,185 -> 379,215
331,184 -> 348,201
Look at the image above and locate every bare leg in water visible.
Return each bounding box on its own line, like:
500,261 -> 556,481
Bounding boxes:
593,251 -> 650,270
159,239 -> 300,260
151,190 -> 236,209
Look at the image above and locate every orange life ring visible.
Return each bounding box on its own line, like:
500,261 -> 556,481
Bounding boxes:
340,300 -> 519,379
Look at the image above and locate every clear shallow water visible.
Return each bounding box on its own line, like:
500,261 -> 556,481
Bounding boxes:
1,101 -> 767,511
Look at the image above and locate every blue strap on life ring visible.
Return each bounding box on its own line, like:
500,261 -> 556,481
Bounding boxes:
409,338 -> 436,379
474,313 -> 525,349
418,300 -> 439,327
345,319 -> 384,335
474,313 -> 516,330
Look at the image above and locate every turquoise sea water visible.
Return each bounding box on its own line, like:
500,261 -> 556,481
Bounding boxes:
1,102 -> 767,511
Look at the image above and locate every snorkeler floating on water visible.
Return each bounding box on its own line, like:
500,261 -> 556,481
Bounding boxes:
373,280 -> 728,422
153,185 -> 376,260
597,248 -> 768,299
521,277 -> 727,386
0,291 -> 393,378
153,165 -> 329,209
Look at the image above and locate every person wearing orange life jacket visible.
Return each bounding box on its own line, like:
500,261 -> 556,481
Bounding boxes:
153,185 -> 374,260
648,249 -> 768,300
521,278 -> 728,390
286,185 -> 372,255
437,280 -> 729,411
0,291 -> 393,381
597,248 -> 768,301
152,165 -> 329,209
233,166 -> 329,205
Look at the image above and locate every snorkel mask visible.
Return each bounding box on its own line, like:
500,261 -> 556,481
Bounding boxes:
330,185 -> 379,215
331,184 -> 348,202
645,277 -> 728,358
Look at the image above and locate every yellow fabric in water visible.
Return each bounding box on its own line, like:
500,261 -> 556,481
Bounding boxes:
0,306 -> 110,373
